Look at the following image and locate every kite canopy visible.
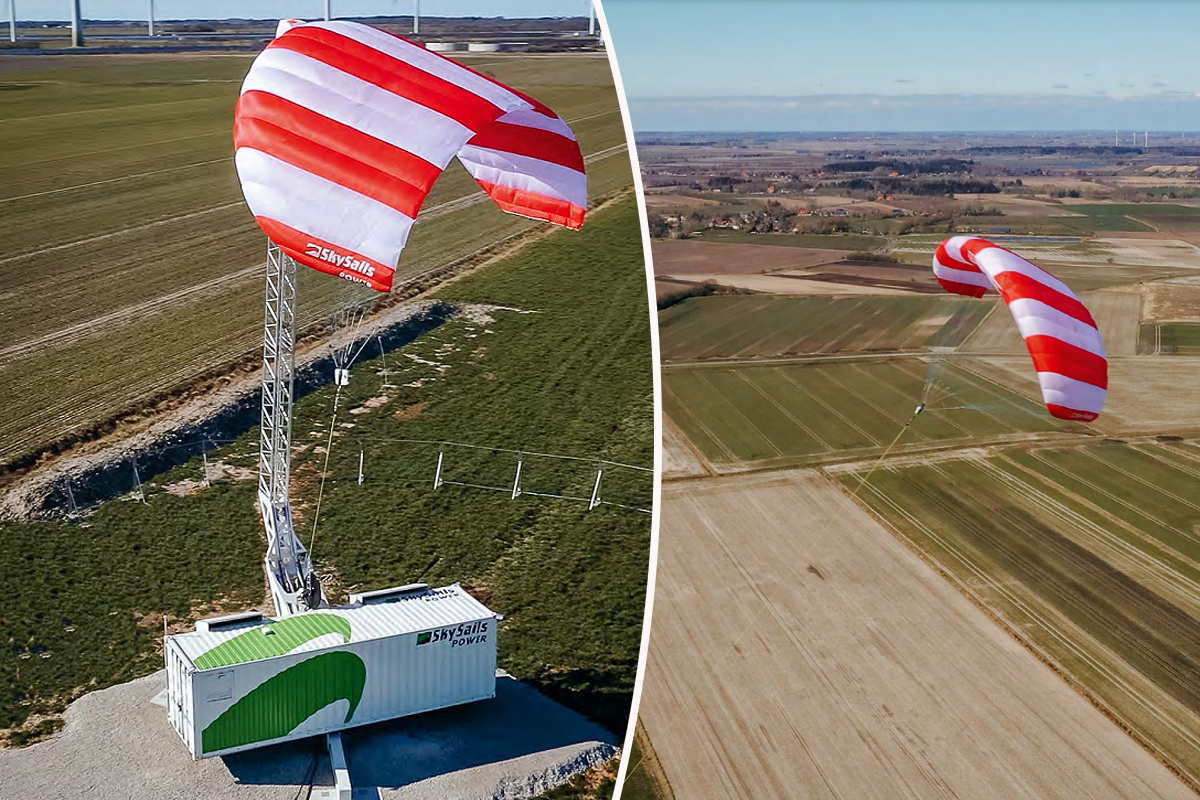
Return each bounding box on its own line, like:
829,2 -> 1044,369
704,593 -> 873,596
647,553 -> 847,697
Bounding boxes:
234,20 -> 587,292
933,236 -> 1107,422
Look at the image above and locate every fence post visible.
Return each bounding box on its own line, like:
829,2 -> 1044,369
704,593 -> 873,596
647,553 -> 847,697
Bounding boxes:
511,456 -> 523,499
589,466 -> 603,510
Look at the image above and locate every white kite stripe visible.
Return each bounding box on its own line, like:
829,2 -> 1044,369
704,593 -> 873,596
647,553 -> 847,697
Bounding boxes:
242,49 -> 470,168
1007,301 -> 1106,357
933,261 -> 993,289
1006,298 -> 1107,357
942,236 -> 979,269
236,148 -> 415,266
459,146 -> 588,208
493,108 -> 577,141
975,246 -> 1076,298
1038,372 -> 1108,414
315,21 -> 528,112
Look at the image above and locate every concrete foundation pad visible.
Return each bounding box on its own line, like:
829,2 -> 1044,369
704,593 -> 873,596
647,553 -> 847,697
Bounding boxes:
0,670 -> 617,800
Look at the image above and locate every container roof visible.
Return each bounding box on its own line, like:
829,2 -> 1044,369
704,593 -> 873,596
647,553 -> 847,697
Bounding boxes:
169,584 -> 494,670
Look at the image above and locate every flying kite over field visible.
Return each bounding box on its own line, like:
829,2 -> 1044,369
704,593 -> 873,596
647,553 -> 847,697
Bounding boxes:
233,19 -> 587,292
933,236 -> 1107,422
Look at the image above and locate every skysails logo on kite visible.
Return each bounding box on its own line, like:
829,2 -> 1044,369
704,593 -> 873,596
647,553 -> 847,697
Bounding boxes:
305,243 -> 377,279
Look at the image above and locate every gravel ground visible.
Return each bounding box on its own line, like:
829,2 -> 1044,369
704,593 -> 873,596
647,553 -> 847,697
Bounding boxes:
0,670 -> 616,800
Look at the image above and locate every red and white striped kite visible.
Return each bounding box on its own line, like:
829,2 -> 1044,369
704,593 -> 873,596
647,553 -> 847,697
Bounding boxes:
234,20 -> 587,292
933,236 -> 1107,422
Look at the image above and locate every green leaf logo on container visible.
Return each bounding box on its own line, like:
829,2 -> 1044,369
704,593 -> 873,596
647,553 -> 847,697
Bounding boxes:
196,614 -> 367,754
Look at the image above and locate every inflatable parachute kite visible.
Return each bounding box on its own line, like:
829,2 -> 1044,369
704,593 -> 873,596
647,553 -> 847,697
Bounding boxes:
234,19 -> 587,292
933,236 -> 1106,422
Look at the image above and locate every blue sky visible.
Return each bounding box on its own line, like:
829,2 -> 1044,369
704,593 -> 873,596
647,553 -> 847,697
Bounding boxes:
603,0 -> 1200,131
18,1 -> 589,21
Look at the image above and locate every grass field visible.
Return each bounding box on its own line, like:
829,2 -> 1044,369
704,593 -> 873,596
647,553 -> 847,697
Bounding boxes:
663,358 -> 1063,469
0,51 -> 633,468
1071,203 -> 1200,233
658,295 -> 990,362
0,199 -> 653,745
846,440 -> 1200,785
1139,323 -> 1200,355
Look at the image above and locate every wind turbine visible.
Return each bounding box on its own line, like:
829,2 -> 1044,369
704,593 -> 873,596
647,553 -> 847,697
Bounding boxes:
69,0 -> 82,47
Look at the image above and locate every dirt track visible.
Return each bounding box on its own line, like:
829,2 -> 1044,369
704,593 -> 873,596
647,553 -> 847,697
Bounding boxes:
659,273 -> 921,296
639,471 -> 1193,799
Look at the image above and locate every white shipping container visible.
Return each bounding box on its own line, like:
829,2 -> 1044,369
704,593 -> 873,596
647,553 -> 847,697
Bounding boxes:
165,584 -> 497,758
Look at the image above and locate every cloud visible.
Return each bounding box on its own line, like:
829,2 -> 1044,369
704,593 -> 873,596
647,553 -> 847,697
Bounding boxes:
894,78 -> 915,84
1153,82 -> 1167,88
1052,84 -> 1069,89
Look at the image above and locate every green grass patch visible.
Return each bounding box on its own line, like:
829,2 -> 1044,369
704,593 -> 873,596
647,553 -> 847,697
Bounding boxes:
1065,203 -> 1200,232
1159,324 -> 1200,355
664,358 -> 1059,468
0,485 -> 264,735
0,199 -> 653,742
1137,323 -> 1200,355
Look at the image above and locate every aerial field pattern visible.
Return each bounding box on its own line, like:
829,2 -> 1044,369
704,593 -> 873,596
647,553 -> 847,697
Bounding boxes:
648,170 -> 1200,796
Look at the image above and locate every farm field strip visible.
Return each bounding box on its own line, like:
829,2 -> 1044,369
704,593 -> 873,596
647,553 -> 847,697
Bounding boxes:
658,295 -> 982,362
664,358 -> 1063,468
732,371 -> 835,452
852,469 -> 1200,787
10,131 -> 228,170
845,361 -> 975,438
981,454 -> 1200,608
1076,447 -> 1200,518
0,201 -> 246,266
660,376 -> 744,464
0,263 -> 263,364
0,157 -> 232,205
1019,450 -> 1200,557
0,94 -> 229,126
694,372 -> 785,459
774,369 -> 884,447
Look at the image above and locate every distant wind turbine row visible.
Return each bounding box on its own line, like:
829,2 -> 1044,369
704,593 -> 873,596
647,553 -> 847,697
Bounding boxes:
1115,131 -> 1152,147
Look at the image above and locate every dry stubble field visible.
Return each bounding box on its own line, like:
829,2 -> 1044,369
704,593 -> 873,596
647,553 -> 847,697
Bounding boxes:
638,472 -> 1192,799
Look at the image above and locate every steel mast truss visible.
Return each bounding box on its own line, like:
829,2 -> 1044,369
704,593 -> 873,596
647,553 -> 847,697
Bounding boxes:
259,242 -> 323,617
